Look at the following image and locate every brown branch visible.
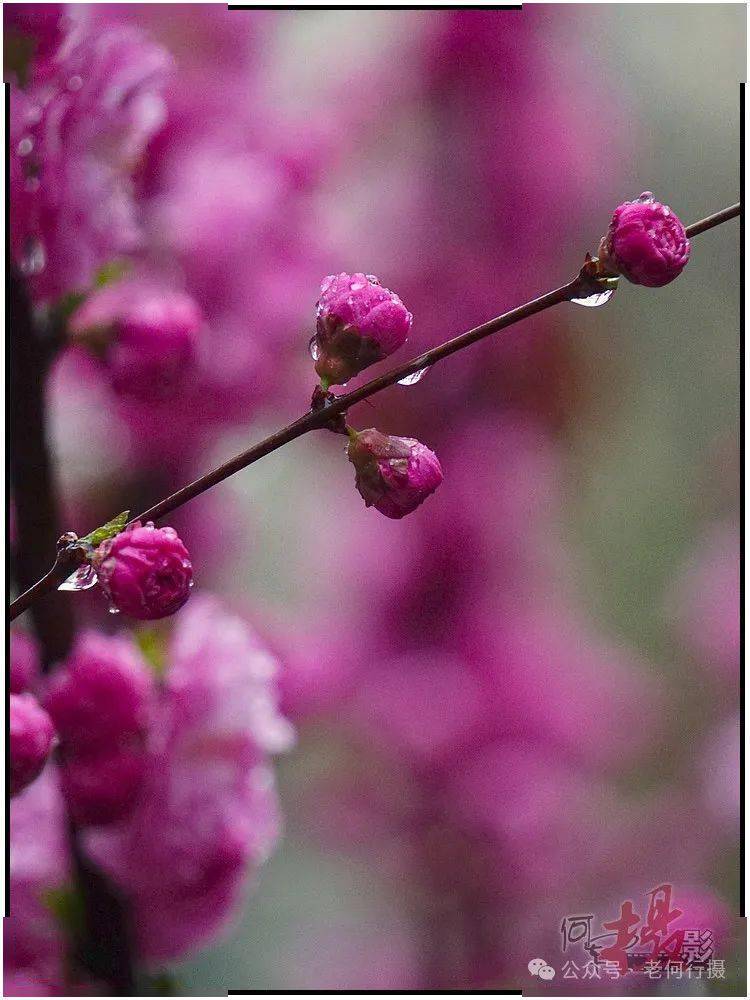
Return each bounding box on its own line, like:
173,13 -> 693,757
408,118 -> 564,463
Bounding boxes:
9,201 -> 740,623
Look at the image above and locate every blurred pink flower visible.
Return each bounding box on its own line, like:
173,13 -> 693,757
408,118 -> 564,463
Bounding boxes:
9,17 -> 170,302
45,630 -> 154,752
69,278 -> 203,400
86,595 -> 294,964
699,714 -> 740,834
10,693 -> 56,797
666,519 -> 739,686
4,770 -> 70,991
10,629 -> 40,695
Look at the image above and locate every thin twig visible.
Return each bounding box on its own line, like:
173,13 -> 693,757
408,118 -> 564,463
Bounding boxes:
9,202 -> 740,623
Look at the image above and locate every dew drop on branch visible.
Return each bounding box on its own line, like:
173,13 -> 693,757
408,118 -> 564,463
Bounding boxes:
58,564 -> 98,591
397,367 -> 429,386
570,289 -> 614,308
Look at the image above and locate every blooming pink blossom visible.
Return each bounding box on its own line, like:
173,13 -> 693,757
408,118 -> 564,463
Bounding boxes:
347,428 -> 443,519
86,596 -> 294,964
93,521 -> 193,620
60,746 -> 148,827
45,631 -> 154,752
45,631 -> 155,825
10,694 -> 55,797
69,279 -> 202,400
598,191 -> 691,287
314,273 -> 411,385
10,629 -> 40,695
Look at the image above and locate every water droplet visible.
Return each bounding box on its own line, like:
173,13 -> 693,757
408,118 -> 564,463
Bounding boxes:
636,191 -> 654,203
366,274 -> 380,285
58,564 -> 98,591
308,335 -> 321,360
67,75 -> 83,91
17,137 -> 33,156
20,239 -> 46,275
108,605 -> 121,615
397,366 -> 429,386
570,289 -> 614,308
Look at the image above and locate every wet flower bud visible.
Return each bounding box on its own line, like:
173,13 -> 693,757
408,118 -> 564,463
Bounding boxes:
347,428 -> 443,519
93,521 -> 193,620
69,281 -> 202,400
10,693 -> 55,797
313,272 -> 411,385
60,746 -> 148,826
597,192 -> 690,287
45,632 -> 155,752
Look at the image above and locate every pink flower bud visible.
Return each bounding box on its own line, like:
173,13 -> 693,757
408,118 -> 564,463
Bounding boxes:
69,282 -> 202,400
597,192 -> 690,287
60,746 -> 147,826
93,521 -> 193,620
314,273 -> 411,385
347,428 -> 443,519
10,630 -> 40,695
10,694 -> 55,797
45,632 -> 154,752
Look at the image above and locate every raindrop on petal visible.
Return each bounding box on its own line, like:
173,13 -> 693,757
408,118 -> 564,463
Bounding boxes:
17,137 -> 34,156
308,335 -> 321,360
570,289 -> 614,308
397,366 -> 429,386
58,564 -> 98,591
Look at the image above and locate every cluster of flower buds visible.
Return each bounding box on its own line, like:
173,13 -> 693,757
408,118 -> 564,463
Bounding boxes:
597,192 -> 690,287
311,273 -> 443,518
45,632 -> 155,825
69,280 -> 203,400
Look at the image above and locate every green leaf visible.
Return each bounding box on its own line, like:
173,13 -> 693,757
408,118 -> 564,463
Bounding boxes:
134,627 -> 169,679
94,259 -> 130,288
42,884 -> 86,938
138,972 -> 180,995
80,510 -> 130,549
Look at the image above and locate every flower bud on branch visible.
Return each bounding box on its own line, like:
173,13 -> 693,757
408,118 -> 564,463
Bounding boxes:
8,200 -> 739,624
347,428 -> 443,519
